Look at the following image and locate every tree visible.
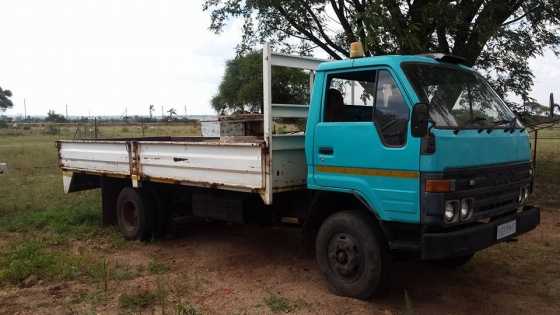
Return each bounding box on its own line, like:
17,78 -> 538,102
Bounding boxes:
0,87 -> 13,111
46,110 -> 66,123
149,104 -> 155,120
211,51 -> 309,114
204,0 -> 560,102
167,108 -> 177,120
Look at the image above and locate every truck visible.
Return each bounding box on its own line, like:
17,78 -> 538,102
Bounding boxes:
57,44 -> 540,299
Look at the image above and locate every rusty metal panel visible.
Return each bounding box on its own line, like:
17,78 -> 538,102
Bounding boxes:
138,141 -> 264,190
58,141 -> 131,175
271,135 -> 306,190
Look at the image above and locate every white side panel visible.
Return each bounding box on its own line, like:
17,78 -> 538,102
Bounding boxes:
270,52 -> 324,70
271,135 -> 306,190
139,142 -> 264,189
271,104 -> 309,118
59,141 -> 130,175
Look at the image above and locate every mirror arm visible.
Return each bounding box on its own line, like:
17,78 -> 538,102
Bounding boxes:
426,104 -> 435,135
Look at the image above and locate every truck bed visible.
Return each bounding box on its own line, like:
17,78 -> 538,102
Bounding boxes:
57,135 -> 306,204
58,47 -> 323,205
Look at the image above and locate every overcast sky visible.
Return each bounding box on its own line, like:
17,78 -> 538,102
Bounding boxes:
1,0 -> 559,117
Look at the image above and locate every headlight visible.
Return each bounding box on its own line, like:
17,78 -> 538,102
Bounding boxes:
460,198 -> 473,220
518,186 -> 529,204
444,200 -> 459,223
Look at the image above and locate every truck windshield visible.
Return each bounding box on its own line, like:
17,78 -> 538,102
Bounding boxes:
402,63 -> 517,129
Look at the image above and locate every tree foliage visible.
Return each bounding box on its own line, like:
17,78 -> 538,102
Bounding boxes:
46,110 -> 66,123
211,51 -> 309,114
167,108 -> 178,120
204,0 -> 560,103
0,86 -> 13,111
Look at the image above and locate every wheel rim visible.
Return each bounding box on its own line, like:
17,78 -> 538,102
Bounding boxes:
327,233 -> 364,282
121,200 -> 139,233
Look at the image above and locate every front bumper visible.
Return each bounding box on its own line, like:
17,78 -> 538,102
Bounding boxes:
421,206 -> 540,260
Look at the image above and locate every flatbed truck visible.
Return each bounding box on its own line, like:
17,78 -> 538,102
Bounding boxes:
58,44 -> 540,299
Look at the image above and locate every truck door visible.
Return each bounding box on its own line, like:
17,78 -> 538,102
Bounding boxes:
313,68 -> 421,223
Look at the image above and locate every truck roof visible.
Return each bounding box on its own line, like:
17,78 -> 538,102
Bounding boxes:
316,54 -> 470,72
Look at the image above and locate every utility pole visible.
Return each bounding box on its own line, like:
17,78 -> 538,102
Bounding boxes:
551,93 -> 555,119
23,99 -> 27,121
66,104 -> 68,119
161,106 -> 164,120
184,105 -> 187,118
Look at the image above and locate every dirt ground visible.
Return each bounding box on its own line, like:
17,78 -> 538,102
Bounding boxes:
0,207 -> 558,315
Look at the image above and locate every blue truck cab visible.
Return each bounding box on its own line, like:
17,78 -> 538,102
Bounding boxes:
305,53 -> 540,298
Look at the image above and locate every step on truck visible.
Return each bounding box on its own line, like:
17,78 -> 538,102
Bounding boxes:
58,44 -> 540,299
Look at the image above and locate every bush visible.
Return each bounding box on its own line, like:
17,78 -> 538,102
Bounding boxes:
0,120 -> 8,129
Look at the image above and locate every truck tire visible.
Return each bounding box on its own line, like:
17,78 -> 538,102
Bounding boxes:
432,254 -> 474,268
315,210 -> 390,299
116,187 -> 154,241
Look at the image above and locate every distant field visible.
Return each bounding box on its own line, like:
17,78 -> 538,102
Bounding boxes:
1,121 -> 202,139
0,123 -> 559,314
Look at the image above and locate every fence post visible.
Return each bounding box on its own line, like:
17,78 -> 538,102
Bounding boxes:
94,117 -> 98,139
532,129 -> 538,172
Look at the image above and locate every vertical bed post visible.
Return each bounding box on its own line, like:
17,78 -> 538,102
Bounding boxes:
262,43 -> 273,205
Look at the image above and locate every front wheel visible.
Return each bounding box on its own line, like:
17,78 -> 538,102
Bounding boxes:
315,210 -> 390,299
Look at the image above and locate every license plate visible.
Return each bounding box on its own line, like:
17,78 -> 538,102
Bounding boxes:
497,220 -> 517,240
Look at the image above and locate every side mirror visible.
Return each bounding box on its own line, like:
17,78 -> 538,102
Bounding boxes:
411,102 -> 429,137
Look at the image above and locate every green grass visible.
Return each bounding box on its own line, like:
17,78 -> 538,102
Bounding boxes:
529,127 -> 560,207
0,124 -> 201,290
0,239 -> 103,285
0,205 -> 101,238
111,262 -> 143,281
118,290 -> 158,312
176,302 -> 202,315
148,259 -> 170,275
263,293 -> 298,313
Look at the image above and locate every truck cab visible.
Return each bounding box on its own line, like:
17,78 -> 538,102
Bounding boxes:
305,52 -> 539,298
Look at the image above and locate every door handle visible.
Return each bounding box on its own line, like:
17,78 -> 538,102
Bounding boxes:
319,146 -> 334,155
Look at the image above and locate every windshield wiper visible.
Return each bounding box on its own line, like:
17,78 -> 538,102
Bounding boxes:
455,117 -> 487,134
467,117 -> 487,124
492,117 -> 517,133
455,117 -> 486,134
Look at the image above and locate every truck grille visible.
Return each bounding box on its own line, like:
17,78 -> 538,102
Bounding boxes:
444,162 -> 532,218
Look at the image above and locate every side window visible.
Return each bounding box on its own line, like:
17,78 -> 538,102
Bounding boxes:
324,70 -> 376,122
374,70 -> 409,147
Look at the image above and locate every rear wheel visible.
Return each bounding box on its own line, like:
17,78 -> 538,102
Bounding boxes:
315,210 -> 390,299
116,187 -> 154,241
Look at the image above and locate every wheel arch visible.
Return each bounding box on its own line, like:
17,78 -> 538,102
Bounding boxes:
303,190 -> 389,246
